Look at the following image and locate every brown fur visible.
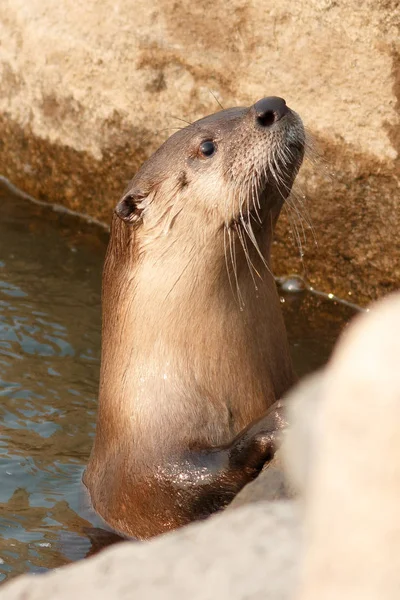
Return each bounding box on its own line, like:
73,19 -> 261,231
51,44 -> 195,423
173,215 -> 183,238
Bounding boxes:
84,98 -> 305,538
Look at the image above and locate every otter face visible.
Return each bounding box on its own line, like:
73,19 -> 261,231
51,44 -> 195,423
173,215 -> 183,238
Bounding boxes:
115,97 -> 305,254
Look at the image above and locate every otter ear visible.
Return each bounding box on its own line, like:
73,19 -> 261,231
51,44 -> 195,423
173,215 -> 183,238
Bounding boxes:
115,189 -> 148,224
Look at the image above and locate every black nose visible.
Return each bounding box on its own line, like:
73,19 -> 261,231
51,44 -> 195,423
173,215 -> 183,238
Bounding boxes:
254,97 -> 288,127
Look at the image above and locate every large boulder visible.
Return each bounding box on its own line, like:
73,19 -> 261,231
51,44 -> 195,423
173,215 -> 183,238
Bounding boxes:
292,293 -> 400,599
0,0 -> 399,305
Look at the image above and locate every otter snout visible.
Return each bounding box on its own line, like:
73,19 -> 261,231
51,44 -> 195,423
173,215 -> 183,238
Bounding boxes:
254,96 -> 289,127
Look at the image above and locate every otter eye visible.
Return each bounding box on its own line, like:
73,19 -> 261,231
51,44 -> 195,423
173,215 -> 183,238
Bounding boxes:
199,140 -> 216,158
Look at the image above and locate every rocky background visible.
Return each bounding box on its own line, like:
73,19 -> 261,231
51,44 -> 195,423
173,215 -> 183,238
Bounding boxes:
0,0 -> 399,305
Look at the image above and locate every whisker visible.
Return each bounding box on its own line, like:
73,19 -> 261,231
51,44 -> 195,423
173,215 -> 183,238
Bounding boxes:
284,203 -> 304,259
228,225 -> 244,309
240,216 -> 272,277
224,225 -> 237,301
156,127 -> 185,134
208,89 -> 224,110
166,114 -> 192,126
289,189 -> 318,245
163,251 -> 196,303
236,223 -> 262,285
285,196 -> 307,245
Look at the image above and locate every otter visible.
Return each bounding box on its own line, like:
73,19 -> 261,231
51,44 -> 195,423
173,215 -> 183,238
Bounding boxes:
83,96 -> 305,539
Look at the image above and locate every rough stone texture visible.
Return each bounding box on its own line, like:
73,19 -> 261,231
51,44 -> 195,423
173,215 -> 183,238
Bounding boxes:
0,0 -> 399,305
0,501 -> 301,600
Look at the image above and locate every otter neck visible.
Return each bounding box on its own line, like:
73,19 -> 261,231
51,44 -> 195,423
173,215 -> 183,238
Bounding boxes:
96,218 -> 294,451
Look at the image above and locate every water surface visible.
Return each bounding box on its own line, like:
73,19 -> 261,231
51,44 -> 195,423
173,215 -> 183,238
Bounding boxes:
0,182 -> 357,582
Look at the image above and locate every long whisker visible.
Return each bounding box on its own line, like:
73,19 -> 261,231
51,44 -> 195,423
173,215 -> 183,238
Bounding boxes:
224,225 -> 237,302
167,114 -> 192,126
236,223 -> 262,285
208,89 -> 224,110
163,251 -> 196,303
284,203 -> 304,259
156,127 -> 185,135
240,216 -> 272,277
228,225 -> 244,309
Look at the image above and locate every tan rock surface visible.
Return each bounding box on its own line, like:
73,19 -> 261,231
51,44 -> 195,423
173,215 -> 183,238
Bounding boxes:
292,293 -> 400,599
0,0 -> 399,305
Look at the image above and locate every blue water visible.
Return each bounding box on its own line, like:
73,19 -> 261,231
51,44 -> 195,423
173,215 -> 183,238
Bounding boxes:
0,183 -> 119,581
0,181 -> 357,582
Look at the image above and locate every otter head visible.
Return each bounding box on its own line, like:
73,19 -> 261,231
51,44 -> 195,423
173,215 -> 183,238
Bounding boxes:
114,97 -> 305,280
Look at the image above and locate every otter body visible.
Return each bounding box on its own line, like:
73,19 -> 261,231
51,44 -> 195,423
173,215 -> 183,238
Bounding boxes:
84,96 -> 305,538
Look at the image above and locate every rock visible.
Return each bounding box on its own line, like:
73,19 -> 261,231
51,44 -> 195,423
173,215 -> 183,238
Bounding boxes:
0,501 -> 301,600
288,292 -> 400,599
0,0 -> 399,304
283,372 -> 326,496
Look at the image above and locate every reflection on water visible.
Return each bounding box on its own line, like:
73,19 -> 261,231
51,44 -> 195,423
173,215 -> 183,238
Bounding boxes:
0,180 -> 357,582
0,182 -> 122,581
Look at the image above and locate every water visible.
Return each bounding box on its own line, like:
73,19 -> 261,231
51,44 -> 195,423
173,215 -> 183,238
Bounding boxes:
0,181 -> 357,582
